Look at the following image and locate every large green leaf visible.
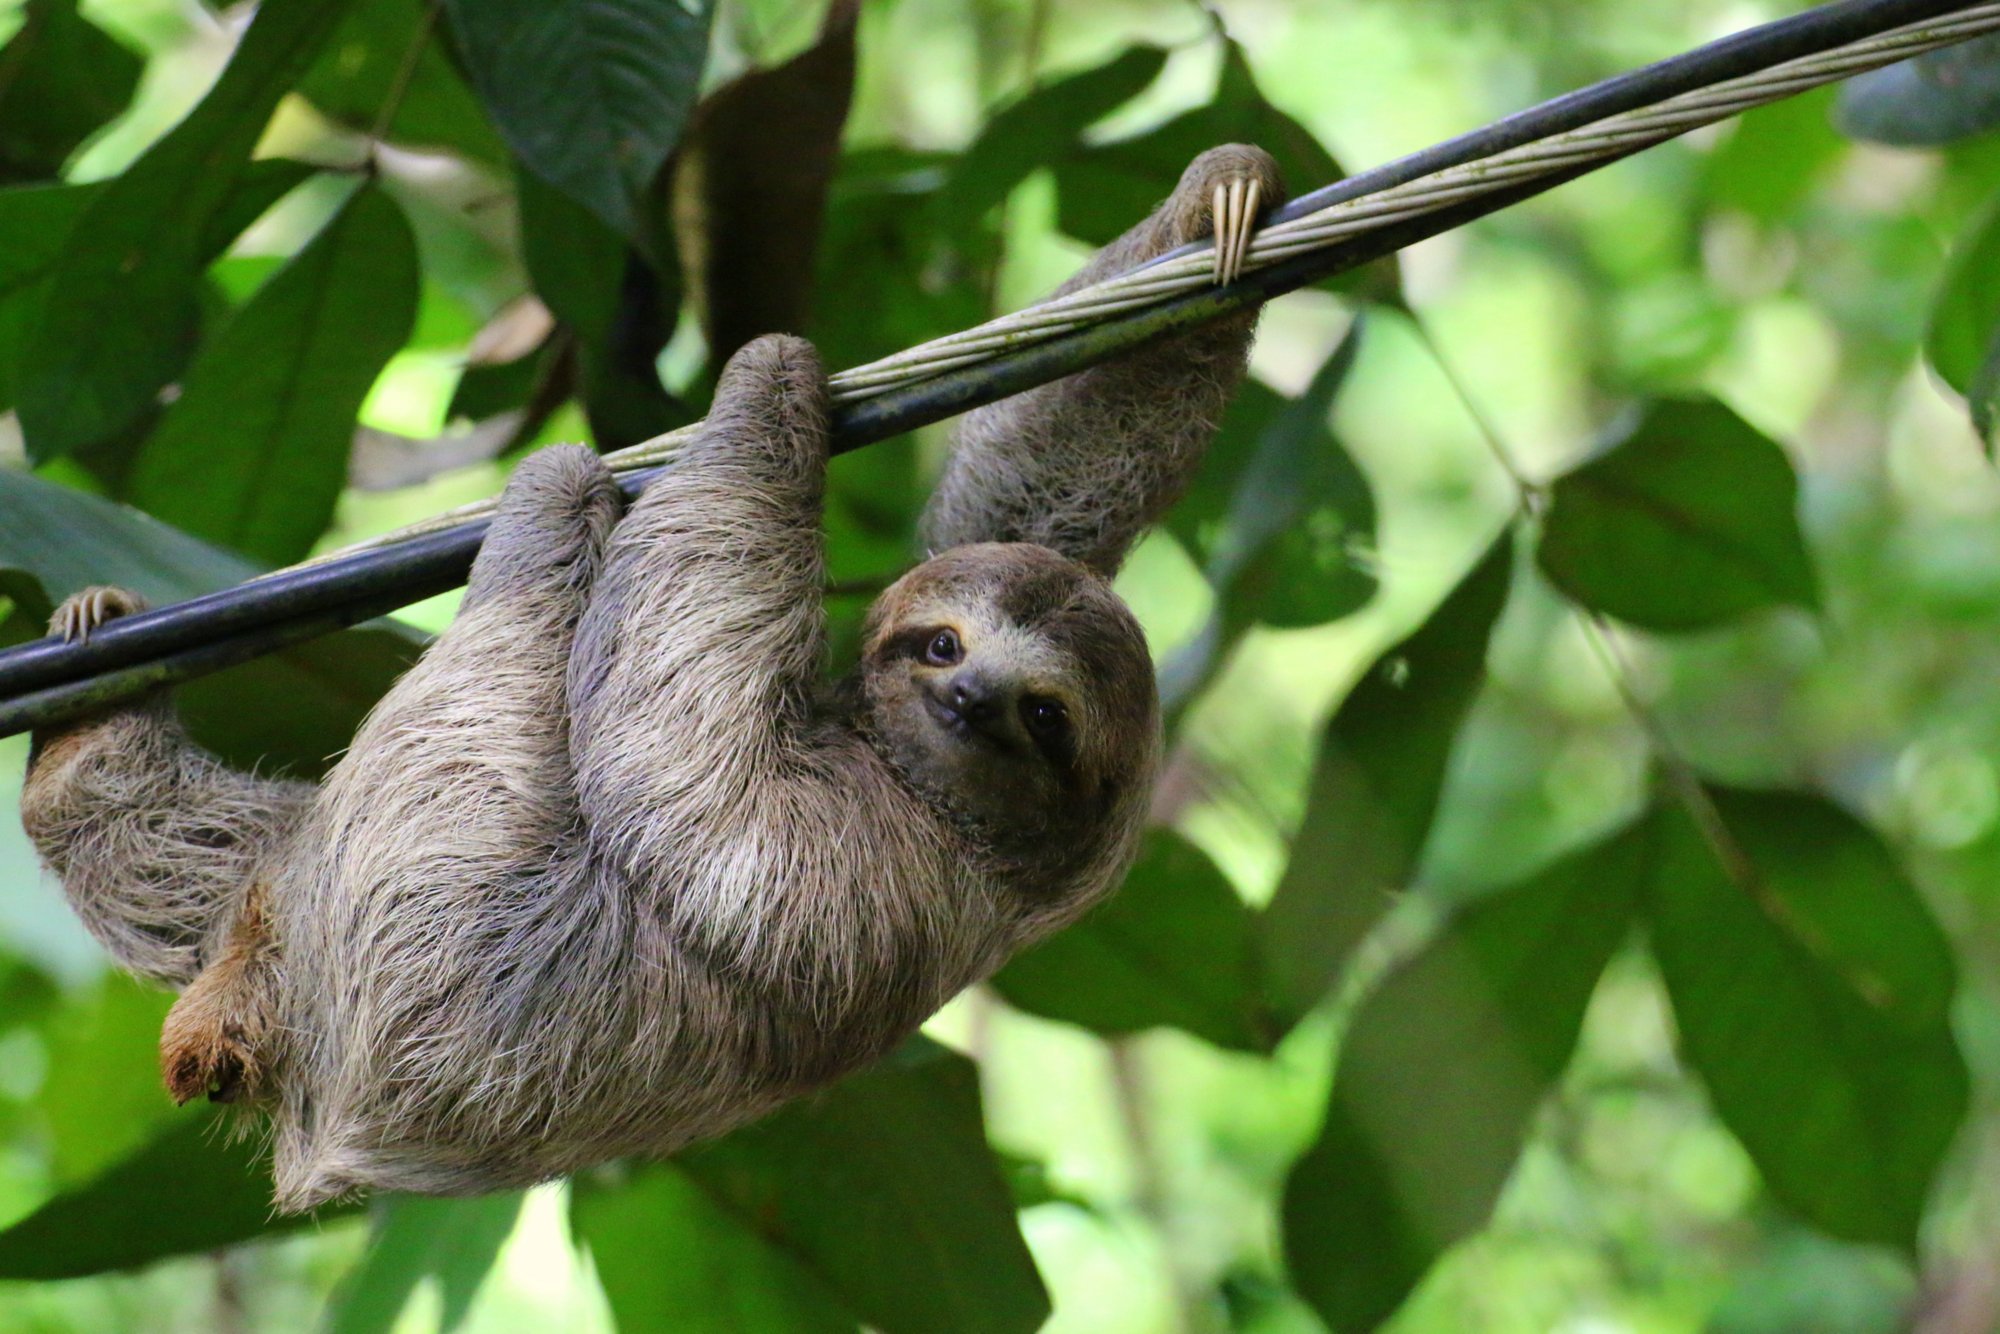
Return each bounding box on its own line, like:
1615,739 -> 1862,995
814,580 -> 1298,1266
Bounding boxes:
991,830 -> 1272,1052
1645,792 -> 1968,1250
16,0 -> 356,462
1536,398 -> 1820,632
0,468 -> 420,777
937,45 -> 1168,235
0,1114 -> 357,1278
1259,533 -> 1513,1026
125,184 -> 420,565
672,0 -> 857,367
444,0 -> 712,238
1050,43 -> 1397,302
1836,33 -> 2000,146
325,1194 -> 524,1334
1283,822 -> 1645,1333
300,0 -> 508,166
1926,190 -> 2000,448
578,1040 -> 1048,1334
0,0 -> 142,184
32,975 -> 176,1188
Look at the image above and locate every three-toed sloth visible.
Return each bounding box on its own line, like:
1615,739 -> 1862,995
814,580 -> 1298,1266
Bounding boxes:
21,146 -> 1284,1211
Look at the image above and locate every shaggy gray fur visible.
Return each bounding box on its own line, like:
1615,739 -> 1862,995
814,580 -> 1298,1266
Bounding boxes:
20,145 -> 1280,1210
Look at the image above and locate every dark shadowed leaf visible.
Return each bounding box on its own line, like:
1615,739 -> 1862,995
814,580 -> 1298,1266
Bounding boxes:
575,1168 -> 855,1334
1836,32 -> 2000,146
1646,793 -> 1968,1250
0,469 -> 420,777
938,45 -> 1168,234
125,185 -> 420,565
1259,533 -> 1513,1027
613,1040 -> 1049,1334
1537,398 -> 1819,632
444,0 -> 712,238
0,181 -> 96,410
0,1113 -> 357,1278
326,1194 -> 524,1334
516,166 -> 687,448
16,0 -> 355,462
992,830 -> 1271,1052
1927,192 -> 2000,448
810,148 -> 999,372
1051,44 -> 1397,302
0,0 -> 142,184
1284,822 -> 1645,1333
672,0 -> 857,367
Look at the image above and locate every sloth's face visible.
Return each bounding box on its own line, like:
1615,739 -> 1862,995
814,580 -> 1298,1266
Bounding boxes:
861,543 -> 1160,853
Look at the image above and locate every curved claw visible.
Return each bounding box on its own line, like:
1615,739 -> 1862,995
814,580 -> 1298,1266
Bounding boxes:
52,586 -> 145,644
1210,176 -> 1264,286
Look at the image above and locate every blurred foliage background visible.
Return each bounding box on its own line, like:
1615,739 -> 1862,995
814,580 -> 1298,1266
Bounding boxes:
1,0 -> 1999,1329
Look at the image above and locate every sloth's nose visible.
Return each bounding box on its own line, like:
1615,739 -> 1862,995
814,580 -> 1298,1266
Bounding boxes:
949,671 -> 1005,724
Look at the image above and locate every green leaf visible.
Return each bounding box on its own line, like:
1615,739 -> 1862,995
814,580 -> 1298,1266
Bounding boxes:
0,0 -> 143,184
581,1040 -> 1049,1334
15,0 -> 355,461
326,1194 -> 524,1334
1705,88 -> 1843,225
1645,793 -> 1969,1250
444,0 -> 713,238
0,1114 -> 358,1278
991,830 -> 1271,1052
1050,43 -> 1398,302
1283,822 -> 1645,1334
938,45 -> 1168,234
1537,398 -> 1820,632
34,975 -> 175,1186
575,1169 -> 854,1334
0,468 -> 421,777
0,180 -> 98,410
1836,32 -> 2000,146
300,0 -> 508,166
672,0 -> 857,367
1926,191 -> 2000,448
1259,533 -> 1513,1026
125,184 -> 420,565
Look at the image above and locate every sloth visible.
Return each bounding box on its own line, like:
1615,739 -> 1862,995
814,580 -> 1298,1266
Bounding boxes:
20,145 -> 1284,1211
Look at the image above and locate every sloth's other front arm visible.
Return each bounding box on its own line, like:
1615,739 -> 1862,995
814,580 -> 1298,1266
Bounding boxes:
920,144 -> 1286,577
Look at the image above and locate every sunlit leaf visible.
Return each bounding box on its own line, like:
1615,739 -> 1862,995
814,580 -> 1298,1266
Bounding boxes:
16,0 -> 356,462
0,469 -> 420,777
575,1168 -> 854,1333
1537,398 -> 1819,632
992,830 -> 1271,1052
597,1040 -> 1048,1334
326,1194 -> 524,1334
1927,190 -> 2000,448
1646,793 -> 1968,1250
672,0 -> 857,366
1705,88 -> 1843,224
1284,821 -> 1645,1333
1837,32 -> 2000,146
444,0 -> 712,238
0,0 -> 142,184
1259,533 -> 1513,1026
125,185 -> 420,565
34,975 -> 175,1186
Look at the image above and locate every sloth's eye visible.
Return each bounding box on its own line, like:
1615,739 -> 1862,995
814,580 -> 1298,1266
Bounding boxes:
924,630 -> 962,666
1022,698 -> 1068,737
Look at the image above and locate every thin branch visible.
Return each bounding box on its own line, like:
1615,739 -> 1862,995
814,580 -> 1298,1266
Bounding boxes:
1,0 -> 1995,738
